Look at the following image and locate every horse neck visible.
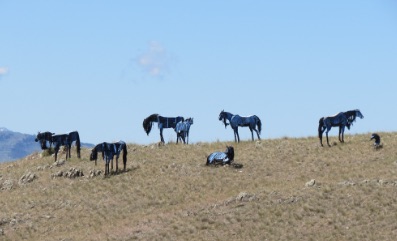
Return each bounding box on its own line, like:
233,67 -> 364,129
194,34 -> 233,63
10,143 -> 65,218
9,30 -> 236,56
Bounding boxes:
345,111 -> 357,122
223,112 -> 233,121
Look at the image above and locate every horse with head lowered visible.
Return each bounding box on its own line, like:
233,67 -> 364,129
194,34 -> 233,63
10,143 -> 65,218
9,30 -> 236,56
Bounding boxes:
90,141 -> 128,176
35,131 -> 81,161
143,114 -> 184,143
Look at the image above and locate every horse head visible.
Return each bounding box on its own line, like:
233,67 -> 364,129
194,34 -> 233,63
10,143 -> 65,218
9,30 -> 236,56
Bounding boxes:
186,117 -> 194,125
226,146 -> 234,162
90,148 -> 98,161
219,110 -> 229,128
143,114 -> 159,135
356,110 -> 364,119
35,132 -> 50,149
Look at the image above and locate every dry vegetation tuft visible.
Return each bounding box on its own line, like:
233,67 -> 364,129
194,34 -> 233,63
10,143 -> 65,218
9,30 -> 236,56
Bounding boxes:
1,133 -> 397,240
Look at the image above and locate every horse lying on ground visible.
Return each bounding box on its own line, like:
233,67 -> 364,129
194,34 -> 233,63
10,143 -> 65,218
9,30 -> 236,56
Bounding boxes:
206,146 -> 234,165
90,141 -> 127,176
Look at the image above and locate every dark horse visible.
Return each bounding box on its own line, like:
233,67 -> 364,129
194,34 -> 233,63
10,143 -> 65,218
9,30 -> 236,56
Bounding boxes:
218,110 -> 262,143
34,131 -> 54,150
143,114 -> 184,143
90,141 -> 128,175
318,109 -> 364,147
206,146 -> 235,165
35,131 -> 81,161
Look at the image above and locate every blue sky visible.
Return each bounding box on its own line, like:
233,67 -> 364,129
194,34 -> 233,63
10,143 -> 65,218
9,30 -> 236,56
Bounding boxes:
1,1 -> 396,145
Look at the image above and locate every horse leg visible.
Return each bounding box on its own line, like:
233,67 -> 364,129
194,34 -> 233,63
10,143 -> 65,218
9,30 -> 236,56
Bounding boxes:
160,128 -> 164,143
326,129 -> 331,147
255,129 -> 261,140
341,126 -> 345,143
116,156 -> 119,173
234,128 -> 240,143
250,128 -> 254,141
338,126 -> 342,142
54,145 -> 59,162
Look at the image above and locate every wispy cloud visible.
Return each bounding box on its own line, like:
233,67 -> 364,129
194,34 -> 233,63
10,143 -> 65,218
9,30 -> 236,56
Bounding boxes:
0,67 -> 8,79
135,41 -> 171,78
0,67 -> 8,75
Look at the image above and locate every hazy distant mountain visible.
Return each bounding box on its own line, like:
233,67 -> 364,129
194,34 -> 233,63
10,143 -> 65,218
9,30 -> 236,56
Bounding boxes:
0,128 -> 93,163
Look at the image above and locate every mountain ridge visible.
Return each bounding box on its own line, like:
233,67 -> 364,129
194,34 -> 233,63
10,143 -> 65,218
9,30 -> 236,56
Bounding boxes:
0,128 -> 93,163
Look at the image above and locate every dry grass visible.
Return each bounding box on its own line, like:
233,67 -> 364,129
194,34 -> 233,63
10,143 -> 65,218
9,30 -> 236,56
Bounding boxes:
1,133 -> 397,240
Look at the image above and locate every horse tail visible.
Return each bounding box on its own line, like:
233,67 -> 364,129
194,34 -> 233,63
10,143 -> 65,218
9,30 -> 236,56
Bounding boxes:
256,116 -> 262,134
318,117 -> 324,138
122,143 -> 127,167
75,131 -> 81,158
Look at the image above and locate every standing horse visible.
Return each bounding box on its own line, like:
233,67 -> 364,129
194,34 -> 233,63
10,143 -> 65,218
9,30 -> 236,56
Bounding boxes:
35,131 -> 54,150
175,117 -> 194,144
218,110 -> 262,143
91,141 -> 127,175
143,114 -> 184,143
35,131 -> 81,161
318,110 -> 364,147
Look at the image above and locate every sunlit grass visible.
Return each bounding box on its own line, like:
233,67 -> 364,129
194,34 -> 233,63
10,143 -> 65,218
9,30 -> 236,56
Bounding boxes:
0,133 -> 397,240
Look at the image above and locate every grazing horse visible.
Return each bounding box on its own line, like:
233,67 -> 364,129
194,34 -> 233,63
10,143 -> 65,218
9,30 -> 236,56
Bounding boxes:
218,110 -> 262,143
35,131 -> 81,161
143,114 -> 184,143
90,141 -> 127,175
175,117 -> 194,144
206,146 -> 235,165
318,109 -> 364,147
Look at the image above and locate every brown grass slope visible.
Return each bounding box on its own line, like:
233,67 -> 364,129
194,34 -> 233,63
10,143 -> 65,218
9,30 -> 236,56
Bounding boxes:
1,133 -> 397,240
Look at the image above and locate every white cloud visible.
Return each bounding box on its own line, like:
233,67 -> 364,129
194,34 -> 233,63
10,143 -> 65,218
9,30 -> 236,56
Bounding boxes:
136,41 -> 170,77
0,67 -> 8,76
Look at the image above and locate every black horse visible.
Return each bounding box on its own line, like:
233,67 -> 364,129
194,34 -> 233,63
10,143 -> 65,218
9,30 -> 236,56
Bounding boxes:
218,110 -> 262,143
35,131 -> 54,150
143,114 -> 184,143
206,146 -> 235,165
35,131 -> 81,161
90,141 -> 128,176
318,110 -> 364,147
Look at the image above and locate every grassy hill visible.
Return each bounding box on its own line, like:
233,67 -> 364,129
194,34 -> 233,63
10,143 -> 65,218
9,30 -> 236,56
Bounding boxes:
1,133 -> 397,240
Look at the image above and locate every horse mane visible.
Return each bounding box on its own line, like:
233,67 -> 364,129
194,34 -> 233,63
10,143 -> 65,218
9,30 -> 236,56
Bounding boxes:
143,114 -> 159,135
344,110 -> 359,126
